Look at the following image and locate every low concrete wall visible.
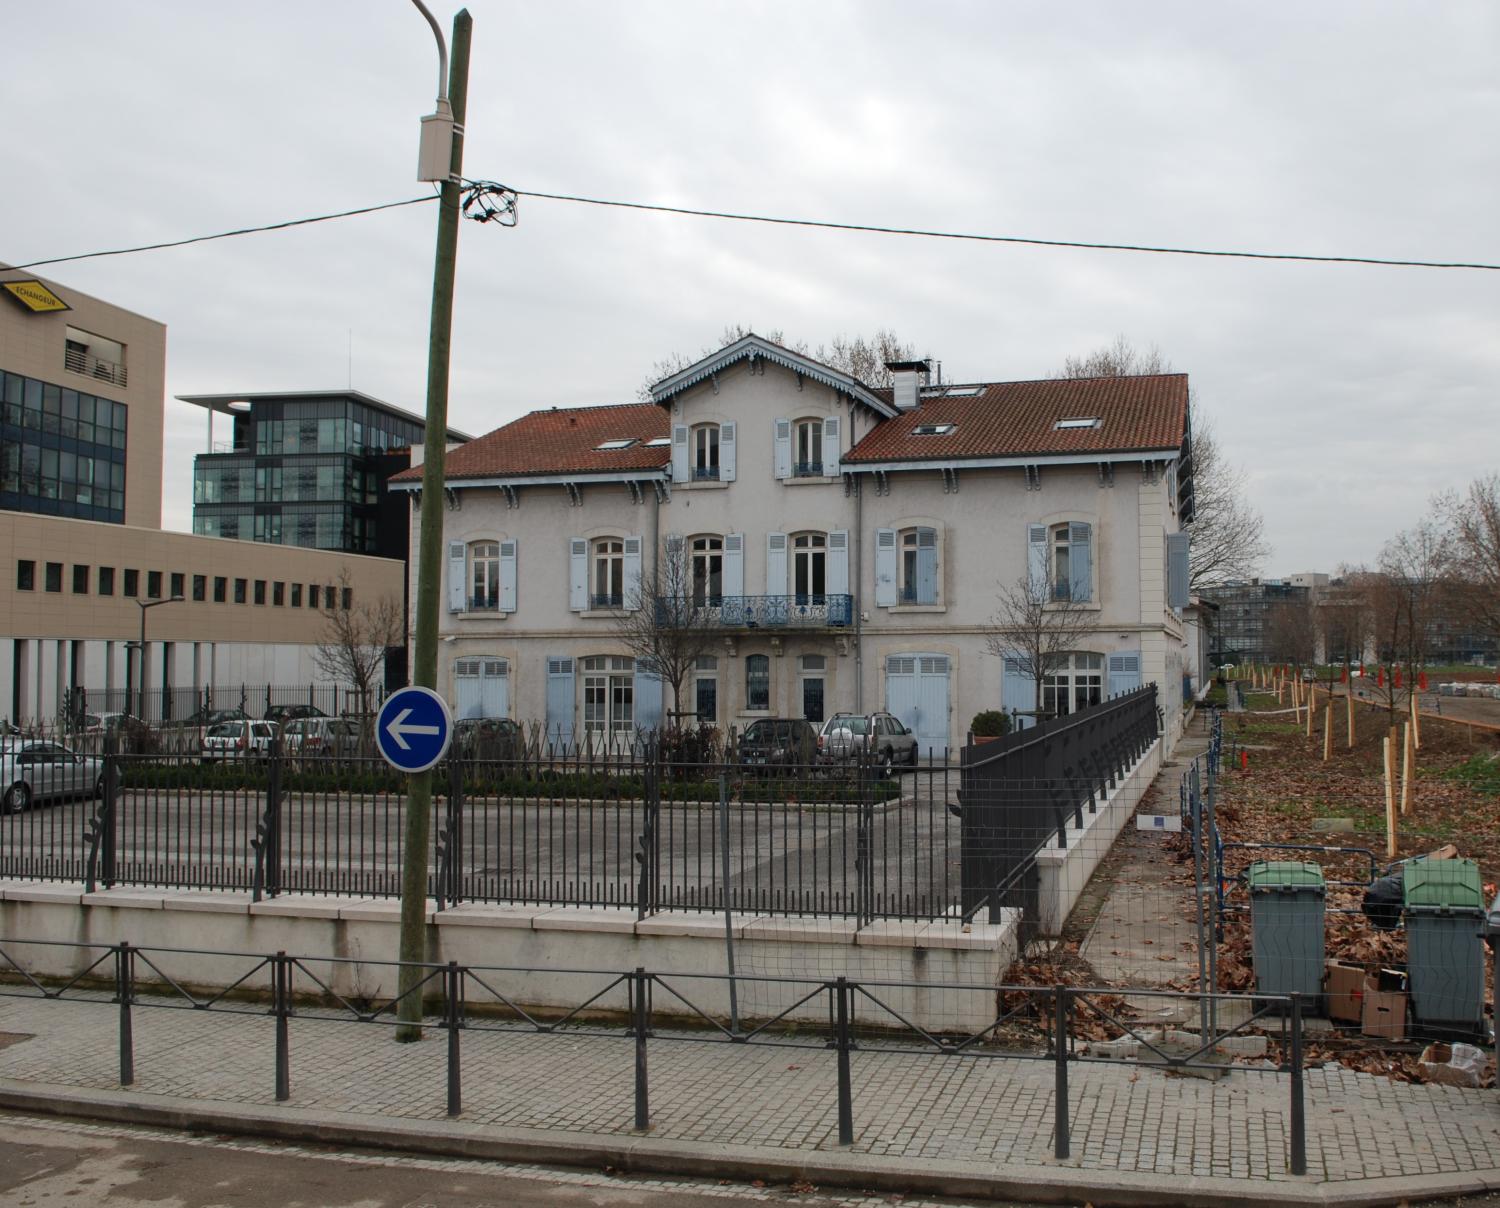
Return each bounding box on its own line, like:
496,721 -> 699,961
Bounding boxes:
1033,737 -> 1163,937
0,886 -> 1021,1032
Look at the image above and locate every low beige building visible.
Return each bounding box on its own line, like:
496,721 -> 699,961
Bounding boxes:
1,265 -> 403,725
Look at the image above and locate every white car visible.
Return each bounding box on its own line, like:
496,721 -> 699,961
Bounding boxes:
200,720 -> 277,762
282,716 -> 361,754
1,742 -> 104,813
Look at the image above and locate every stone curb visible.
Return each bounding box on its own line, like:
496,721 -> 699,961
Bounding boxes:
5,1079 -> 1498,1208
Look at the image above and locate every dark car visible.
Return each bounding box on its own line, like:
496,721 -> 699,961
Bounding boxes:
174,707 -> 250,729
737,718 -> 819,771
453,717 -> 523,761
264,703 -> 328,725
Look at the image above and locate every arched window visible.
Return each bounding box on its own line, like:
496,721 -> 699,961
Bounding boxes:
745,654 -> 770,711
793,419 -> 823,477
690,535 -> 723,604
1042,652 -> 1104,717
791,532 -> 826,601
592,538 -> 624,609
470,541 -> 499,610
692,423 -> 720,480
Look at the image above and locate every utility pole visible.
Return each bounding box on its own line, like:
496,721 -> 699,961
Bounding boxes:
398,5 -> 471,1039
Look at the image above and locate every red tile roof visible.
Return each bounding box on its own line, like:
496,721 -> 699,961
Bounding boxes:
845,374 -> 1188,464
390,402 -> 669,483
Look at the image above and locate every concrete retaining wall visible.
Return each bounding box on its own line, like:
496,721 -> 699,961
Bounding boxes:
1033,737 -> 1163,937
0,887 -> 1020,1032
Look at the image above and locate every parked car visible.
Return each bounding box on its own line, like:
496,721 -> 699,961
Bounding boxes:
818,711 -> 919,771
283,716 -> 362,754
201,720 -> 277,762
1,742 -> 104,812
264,703 -> 328,725
453,717 -> 523,760
736,718 -> 819,770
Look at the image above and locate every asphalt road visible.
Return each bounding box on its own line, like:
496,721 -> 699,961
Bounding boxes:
0,1111 -> 1045,1208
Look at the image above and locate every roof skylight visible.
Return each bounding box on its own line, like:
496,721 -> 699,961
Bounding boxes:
1054,417 -> 1100,430
595,438 -> 639,450
913,423 -> 957,436
644,437 -> 671,447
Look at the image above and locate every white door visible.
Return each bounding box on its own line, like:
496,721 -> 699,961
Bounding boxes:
885,654 -> 950,757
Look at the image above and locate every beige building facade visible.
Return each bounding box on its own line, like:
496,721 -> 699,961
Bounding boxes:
2,267 -> 403,725
396,336 -> 1195,756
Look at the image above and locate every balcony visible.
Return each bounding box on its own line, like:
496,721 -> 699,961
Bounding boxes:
64,344 -> 127,388
653,594 -> 853,629
791,460 -> 824,478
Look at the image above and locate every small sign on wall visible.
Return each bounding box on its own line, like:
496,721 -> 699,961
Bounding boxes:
1136,814 -> 1182,833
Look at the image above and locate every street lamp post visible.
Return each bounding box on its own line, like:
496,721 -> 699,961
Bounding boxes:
134,596 -> 184,721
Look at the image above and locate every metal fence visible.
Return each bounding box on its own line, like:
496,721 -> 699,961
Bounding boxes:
0,934 -> 1310,1173
957,686 -> 1162,925
49,683 -> 369,728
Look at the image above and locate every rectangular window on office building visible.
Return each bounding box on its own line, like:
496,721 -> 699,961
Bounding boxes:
192,574 -> 206,602
290,582 -> 302,607
73,565 -> 89,594
123,568 -> 138,597
17,560 -> 35,591
308,584 -> 320,609
98,566 -> 114,596
171,572 -> 184,599
214,576 -> 227,603
45,562 -> 62,592
341,586 -> 352,610
254,580 -> 266,605
234,578 -> 247,604
273,581 -> 284,606
147,570 -> 162,598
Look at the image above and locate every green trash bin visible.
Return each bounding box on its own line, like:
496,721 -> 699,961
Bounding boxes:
1246,860 -> 1326,1002
1403,859 -> 1486,1034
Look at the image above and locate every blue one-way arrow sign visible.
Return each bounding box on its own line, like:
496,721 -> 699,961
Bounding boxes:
375,686 -> 453,774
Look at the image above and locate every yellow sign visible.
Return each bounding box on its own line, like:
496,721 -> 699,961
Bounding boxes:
2,279 -> 70,313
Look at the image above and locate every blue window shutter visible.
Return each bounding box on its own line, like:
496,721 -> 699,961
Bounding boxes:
723,533 -> 744,597
1167,531 -> 1190,610
874,528 -> 897,606
1027,524 -> 1048,595
671,424 -> 689,484
720,421 -> 736,481
773,419 -> 791,479
623,536 -> 643,609
1108,651 -> 1142,697
568,538 -> 587,611
823,416 -> 841,476
545,657 -> 575,749
827,529 -> 849,596
1001,655 -> 1037,730
915,527 -> 938,604
448,541 -> 466,613
499,540 -> 517,612
766,532 -> 787,595
1069,521 -> 1092,602
634,662 -> 663,731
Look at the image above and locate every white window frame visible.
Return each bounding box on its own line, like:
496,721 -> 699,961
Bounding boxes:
591,538 -> 625,609
469,540 -> 500,611
792,419 -> 823,478
897,526 -> 940,605
1041,652 -> 1104,717
690,535 -> 724,605
581,654 -> 635,733
791,531 -> 826,600
692,423 -> 720,481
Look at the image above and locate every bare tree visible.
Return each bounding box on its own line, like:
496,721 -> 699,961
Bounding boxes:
312,569 -> 404,717
641,326 -> 915,397
611,538 -> 719,728
1265,597 -> 1318,667
1055,337 -> 1269,588
984,571 -> 1095,721
1437,473 -> 1500,645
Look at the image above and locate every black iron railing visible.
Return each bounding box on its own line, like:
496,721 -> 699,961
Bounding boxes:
590,592 -> 624,610
957,686 -> 1161,925
792,460 -> 824,478
653,594 -> 853,628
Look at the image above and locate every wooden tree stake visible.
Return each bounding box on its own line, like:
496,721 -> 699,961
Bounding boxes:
1384,735 -> 1398,859
1322,703 -> 1333,761
1400,721 -> 1414,817
1346,685 -> 1355,748
1410,690 -> 1421,751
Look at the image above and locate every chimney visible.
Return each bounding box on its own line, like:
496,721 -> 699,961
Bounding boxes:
885,359 -> 931,411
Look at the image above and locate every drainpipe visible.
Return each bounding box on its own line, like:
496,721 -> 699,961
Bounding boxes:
853,463 -> 864,712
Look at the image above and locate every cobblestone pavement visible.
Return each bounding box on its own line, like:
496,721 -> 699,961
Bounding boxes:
3,991 -> 1499,1188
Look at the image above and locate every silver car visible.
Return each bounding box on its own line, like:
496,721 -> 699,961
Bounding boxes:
818,712 -> 918,771
201,720 -> 277,762
1,742 -> 104,812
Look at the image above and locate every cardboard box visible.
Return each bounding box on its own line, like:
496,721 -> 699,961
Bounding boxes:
1361,977 -> 1407,1039
1325,959 -> 1366,1023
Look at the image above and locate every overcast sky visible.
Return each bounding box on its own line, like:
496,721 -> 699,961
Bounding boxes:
4,2 -> 1496,574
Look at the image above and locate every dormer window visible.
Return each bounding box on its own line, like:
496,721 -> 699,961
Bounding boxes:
595,438 -> 638,451
913,423 -> 956,436
1054,417 -> 1100,430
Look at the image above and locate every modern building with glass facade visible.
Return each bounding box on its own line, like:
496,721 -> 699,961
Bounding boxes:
181,391 -> 468,559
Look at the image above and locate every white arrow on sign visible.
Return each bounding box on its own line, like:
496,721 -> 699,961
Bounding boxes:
385,707 -> 441,751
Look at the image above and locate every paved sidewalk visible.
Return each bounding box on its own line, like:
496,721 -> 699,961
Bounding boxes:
3,990 -> 1499,1206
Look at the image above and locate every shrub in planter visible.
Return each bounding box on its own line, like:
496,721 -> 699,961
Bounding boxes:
970,710 -> 1011,740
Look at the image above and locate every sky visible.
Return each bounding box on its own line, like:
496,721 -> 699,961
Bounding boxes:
3,1 -> 1496,575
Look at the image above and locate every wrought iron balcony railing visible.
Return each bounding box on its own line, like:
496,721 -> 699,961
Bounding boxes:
590,592 -> 624,610
792,460 -> 825,478
653,593 -> 853,629
692,464 -> 720,481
